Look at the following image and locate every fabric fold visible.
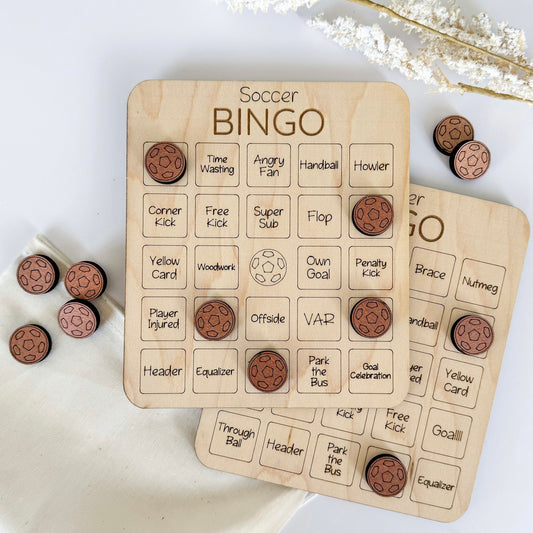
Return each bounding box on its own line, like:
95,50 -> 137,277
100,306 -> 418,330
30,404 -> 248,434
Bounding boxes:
0,235 -> 306,533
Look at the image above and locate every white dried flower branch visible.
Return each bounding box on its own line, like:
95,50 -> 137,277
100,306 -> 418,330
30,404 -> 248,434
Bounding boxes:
217,0 -> 533,104
215,0 -> 318,14
352,0 -> 533,76
308,15 -> 453,90
375,0 -> 533,102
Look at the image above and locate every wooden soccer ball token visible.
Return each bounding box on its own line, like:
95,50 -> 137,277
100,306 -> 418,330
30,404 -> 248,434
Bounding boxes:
352,195 -> 393,236
65,261 -> 107,301
350,297 -> 392,338
9,324 -> 51,364
194,300 -> 236,340
145,142 -> 186,183
452,315 -> 494,355
58,299 -> 100,338
366,454 -> 407,497
248,351 -> 288,392
450,141 -> 491,180
433,115 -> 474,155
17,254 -> 59,294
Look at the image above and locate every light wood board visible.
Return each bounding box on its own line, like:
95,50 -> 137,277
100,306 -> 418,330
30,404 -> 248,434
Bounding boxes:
124,80 -> 410,408
195,184 -> 529,521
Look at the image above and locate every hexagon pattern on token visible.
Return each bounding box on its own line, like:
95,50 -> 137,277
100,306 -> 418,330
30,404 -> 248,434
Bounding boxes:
352,195 -> 393,236
9,325 -> 51,364
145,142 -> 186,183
451,141 -> 490,180
17,255 -> 58,294
195,300 -> 236,340
65,262 -> 106,301
351,297 -> 392,338
249,249 -> 287,286
434,115 -> 474,155
453,315 -> 494,355
58,300 -> 99,338
248,351 -> 288,392
366,455 -> 407,497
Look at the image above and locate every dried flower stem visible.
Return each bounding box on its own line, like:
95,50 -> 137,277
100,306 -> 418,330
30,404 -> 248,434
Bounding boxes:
346,0 -> 533,76
219,0 -> 533,104
456,83 -> 533,104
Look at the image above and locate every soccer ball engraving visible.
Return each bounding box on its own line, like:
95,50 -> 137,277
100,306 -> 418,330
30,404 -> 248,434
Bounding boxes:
17,255 -> 58,294
145,142 -> 186,183
350,298 -> 392,338
366,455 -> 407,497
452,315 -> 494,355
352,195 -> 393,236
65,262 -> 106,300
452,141 -> 490,180
249,249 -> 287,286
58,300 -> 99,338
9,325 -> 51,364
434,115 -> 474,154
194,300 -> 235,340
248,351 -> 288,392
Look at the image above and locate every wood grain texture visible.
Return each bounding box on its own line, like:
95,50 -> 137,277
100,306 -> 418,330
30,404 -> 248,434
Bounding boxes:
195,184 -> 529,521
124,80 -> 410,408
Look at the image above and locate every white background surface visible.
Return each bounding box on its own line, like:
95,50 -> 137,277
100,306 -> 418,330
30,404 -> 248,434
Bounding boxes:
0,0 -> 532,531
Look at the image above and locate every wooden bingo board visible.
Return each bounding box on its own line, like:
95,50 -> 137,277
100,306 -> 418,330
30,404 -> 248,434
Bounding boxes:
124,80 -> 410,408
195,184 -> 529,521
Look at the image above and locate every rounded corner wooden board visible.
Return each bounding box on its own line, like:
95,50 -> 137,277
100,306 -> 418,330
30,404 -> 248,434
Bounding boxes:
195,184 -> 529,521
124,80 -> 410,408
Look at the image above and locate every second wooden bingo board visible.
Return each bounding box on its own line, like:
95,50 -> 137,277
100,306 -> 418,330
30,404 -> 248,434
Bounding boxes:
195,184 -> 529,521
124,80 -> 410,408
